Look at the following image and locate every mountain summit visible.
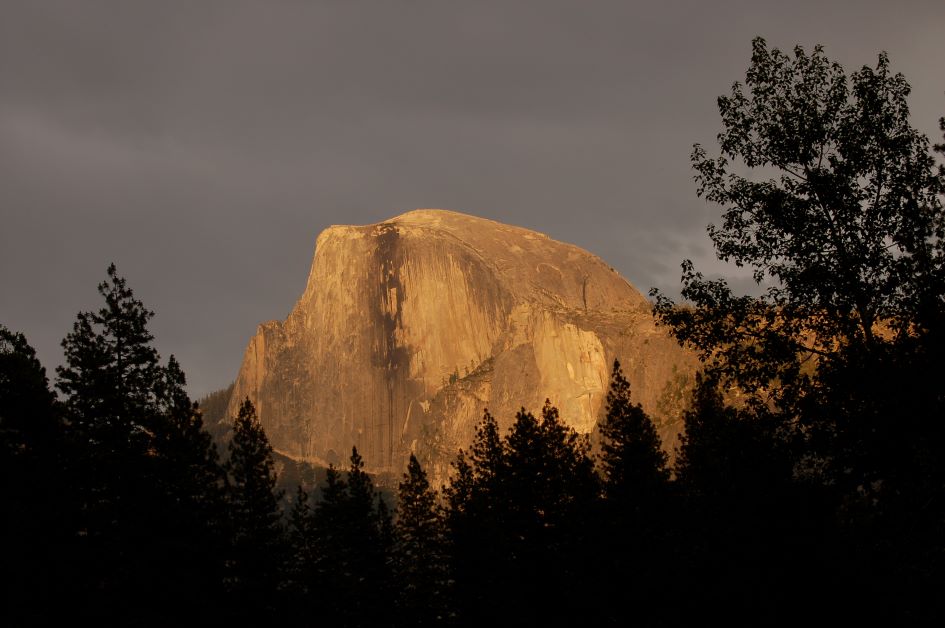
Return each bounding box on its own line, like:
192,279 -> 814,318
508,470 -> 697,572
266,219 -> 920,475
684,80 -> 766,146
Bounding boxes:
227,209 -> 694,478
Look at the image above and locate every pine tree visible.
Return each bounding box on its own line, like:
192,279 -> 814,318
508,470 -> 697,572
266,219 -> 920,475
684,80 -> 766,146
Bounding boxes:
395,454 -> 450,626
445,405 -> 597,624
0,326 -> 65,623
444,449 -> 473,520
154,356 -> 225,505
346,446 -> 376,523
285,484 -> 314,590
469,409 -> 504,488
57,264 -> 160,453
503,402 -> 597,538
150,356 -> 228,617
53,265 -> 232,622
671,374 -> 807,623
310,463 -> 348,619
595,361 -> 676,623
0,325 -> 58,457
55,264 -> 178,621
282,484 -> 317,621
443,410 -> 507,623
501,402 -> 597,623
224,398 -> 284,616
347,447 -> 394,625
599,359 -> 669,509
311,447 -> 393,626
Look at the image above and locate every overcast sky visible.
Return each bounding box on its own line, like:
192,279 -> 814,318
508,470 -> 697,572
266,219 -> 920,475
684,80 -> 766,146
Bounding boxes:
2,1 -> 943,398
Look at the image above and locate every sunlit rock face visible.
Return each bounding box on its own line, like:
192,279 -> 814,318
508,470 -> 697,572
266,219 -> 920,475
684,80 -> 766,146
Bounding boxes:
227,209 -> 696,480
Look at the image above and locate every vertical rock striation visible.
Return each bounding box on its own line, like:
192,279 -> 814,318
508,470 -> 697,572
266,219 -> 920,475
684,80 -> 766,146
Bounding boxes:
227,209 -> 696,480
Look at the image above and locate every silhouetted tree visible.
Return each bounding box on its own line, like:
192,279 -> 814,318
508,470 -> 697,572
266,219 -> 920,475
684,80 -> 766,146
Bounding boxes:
595,359 -> 671,624
55,264 -> 199,622
308,464 -> 347,619
655,38 -> 942,381
224,398 -> 284,617
394,454 -> 450,626
345,446 -> 394,624
282,484 -> 317,621
150,356 -> 228,618
446,405 -> 596,624
468,408 -> 505,489
285,484 -> 314,585
672,374 -> 810,622
502,402 -> 597,623
652,38 -> 945,621
310,447 -> 393,627
58,264 -> 161,449
443,410 -> 506,623
599,359 -> 669,506
0,326 -> 64,624
52,265 -> 235,623
651,38 -> 944,453
0,326 -> 59,456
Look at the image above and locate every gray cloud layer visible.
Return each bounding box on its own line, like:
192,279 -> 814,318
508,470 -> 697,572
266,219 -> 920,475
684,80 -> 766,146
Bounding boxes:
2,1 -> 943,396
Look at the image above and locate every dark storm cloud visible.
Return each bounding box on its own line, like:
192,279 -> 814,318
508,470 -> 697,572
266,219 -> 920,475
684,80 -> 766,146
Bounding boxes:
2,0 -> 943,396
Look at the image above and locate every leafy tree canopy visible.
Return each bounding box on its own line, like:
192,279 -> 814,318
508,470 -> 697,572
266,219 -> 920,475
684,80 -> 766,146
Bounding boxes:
653,37 -> 945,401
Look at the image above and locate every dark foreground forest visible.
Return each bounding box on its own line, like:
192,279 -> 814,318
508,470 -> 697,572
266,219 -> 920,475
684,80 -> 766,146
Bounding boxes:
3,39 -> 944,625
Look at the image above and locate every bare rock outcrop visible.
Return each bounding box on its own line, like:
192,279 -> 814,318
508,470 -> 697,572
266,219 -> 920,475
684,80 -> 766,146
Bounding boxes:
227,209 -> 696,480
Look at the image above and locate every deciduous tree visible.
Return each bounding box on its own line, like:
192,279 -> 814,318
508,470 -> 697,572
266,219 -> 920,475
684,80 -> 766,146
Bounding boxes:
653,37 -> 945,621
653,37 -> 944,401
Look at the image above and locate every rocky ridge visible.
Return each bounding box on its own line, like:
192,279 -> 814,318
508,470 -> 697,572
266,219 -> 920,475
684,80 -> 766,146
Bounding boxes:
227,209 -> 696,481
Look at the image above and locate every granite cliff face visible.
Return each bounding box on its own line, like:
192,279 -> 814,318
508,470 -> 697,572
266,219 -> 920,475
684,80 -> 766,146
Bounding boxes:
227,209 -> 696,480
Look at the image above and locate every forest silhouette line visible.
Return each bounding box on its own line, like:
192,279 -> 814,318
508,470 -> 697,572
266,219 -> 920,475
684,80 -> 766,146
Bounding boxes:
2,38 -> 944,625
